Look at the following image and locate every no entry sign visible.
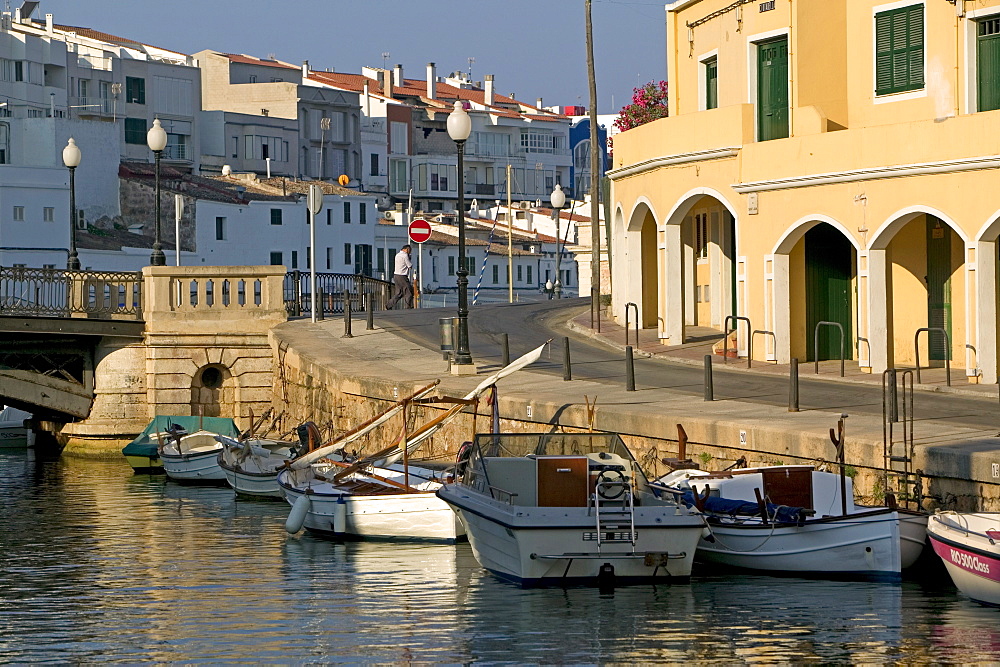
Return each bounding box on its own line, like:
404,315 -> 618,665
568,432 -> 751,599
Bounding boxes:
408,218 -> 432,244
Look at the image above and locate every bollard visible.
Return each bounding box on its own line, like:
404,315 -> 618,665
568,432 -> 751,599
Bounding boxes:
563,336 -> 572,381
501,333 -> 510,367
316,288 -> 324,321
366,304 -> 374,330
789,358 -> 799,412
704,355 -> 714,401
625,346 -> 636,391
342,289 -> 353,338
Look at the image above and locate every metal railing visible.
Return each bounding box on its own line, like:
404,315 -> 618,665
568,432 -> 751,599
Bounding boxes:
813,321 -> 846,377
914,327 -> 951,386
624,302 -> 639,348
284,270 -> 392,316
722,315 -> 751,364
0,266 -> 142,319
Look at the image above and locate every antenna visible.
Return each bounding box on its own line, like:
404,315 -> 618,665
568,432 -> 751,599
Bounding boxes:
381,51 -> 390,69
467,56 -> 475,78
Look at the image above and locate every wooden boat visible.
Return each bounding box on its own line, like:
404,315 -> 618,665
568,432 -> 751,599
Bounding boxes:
0,406 -> 32,449
656,465 -> 928,581
122,415 -> 239,473
436,431 -> 707,587
159,424 -> 232,484
928,512 -> 1000,607
281,343 -> 546,543
217,434 -> 300,499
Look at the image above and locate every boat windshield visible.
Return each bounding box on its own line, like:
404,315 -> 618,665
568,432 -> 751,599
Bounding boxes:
472,432 -> 633,459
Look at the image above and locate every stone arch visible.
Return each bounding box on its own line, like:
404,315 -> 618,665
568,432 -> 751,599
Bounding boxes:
867,206 -> 967,372
622,200 -> 659,328
191,363 -> 235,418
773,214 -> 862,255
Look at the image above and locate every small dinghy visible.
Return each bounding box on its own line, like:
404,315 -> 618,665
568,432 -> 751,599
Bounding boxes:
217,434 -> 300,499
122,416 -> 239,474
159,424 -> 230,484
0,406 -> 32,449
928,512 -> 1000,607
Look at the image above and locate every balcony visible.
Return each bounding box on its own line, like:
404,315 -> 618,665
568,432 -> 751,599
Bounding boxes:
70,96 -> 114,116
163,142 -> 189,161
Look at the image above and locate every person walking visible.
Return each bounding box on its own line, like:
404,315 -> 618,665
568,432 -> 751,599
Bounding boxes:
388,244 -> 413,309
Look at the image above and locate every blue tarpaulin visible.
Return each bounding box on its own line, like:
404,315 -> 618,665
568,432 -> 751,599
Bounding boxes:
121,415 -> 240,458
680,490 -> 811,524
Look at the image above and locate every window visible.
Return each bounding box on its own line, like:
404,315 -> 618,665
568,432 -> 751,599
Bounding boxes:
526,265 -> 533,285
0,122 -> 8,164
520,131 -> 556,154
492,264 -> 499,284
344,243 -> 351,264
370,153 -> 379,176
390,121 -> 408,153
359,204 -> 367,225
14,61 -> 23,82
326,210 -> 332,225
269,251 -> 283,266
517,264 -> 523,282
291,250 -> 298,269
978,17 -> 1000,111
270,209 -> 282,225
231,136 -> 238,158
875,4 -> 924,96
705,57 -> 718,110
326,247 -> 332,270
125,76 -> 145,104
215,216 -> 226,240
448,256 -> 455,276
390,159 -> 408,193
13,206 -> 24,221
124,118 -> 147,144
43,207 -> 54,222
344,202 -> 351,224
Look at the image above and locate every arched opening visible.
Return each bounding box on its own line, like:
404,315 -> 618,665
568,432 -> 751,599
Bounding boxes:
191,364 -> 235,418
795,223 -> 857,361
683,201 -> 737,331
624,201 -> 660,330
639,209 -> 658,328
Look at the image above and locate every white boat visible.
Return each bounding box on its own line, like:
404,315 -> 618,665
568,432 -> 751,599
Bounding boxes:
436,431 -> 707,587
928,511 -> 1000,607
217,434 -> 300,499
281,343 -> 547,543
656,465 -> 928,581
122,416 -> 240,473
159,425 -> 229,483
0,406 -> 32,448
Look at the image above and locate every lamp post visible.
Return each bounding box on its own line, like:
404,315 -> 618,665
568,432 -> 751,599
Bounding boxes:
62,138 -> 81,271
446,100 -> 474,371
146,118 -> 167,266
550,184 -> 566,299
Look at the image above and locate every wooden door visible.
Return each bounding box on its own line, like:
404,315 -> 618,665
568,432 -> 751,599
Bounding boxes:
805,225 -> 854,361
757,37 -> 789,141
536,457 -> 589,507
926,217 -> 952,362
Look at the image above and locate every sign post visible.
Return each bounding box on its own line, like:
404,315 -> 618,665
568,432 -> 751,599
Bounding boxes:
408,219 -> 432,308
308,184 -> 324,322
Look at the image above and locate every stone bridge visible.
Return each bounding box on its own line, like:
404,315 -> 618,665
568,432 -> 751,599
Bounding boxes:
0,265 -> 390,453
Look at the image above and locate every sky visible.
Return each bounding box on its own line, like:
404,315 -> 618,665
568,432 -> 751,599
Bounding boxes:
32,0 -> 669,115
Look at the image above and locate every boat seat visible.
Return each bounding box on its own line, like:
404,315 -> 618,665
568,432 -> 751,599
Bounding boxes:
482,457 -> 537,506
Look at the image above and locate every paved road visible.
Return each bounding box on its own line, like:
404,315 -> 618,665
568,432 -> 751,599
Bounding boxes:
374,299 -> 1000,433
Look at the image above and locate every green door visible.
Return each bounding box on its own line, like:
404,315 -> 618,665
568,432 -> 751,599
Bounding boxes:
705,57 -> 718,110
926,217 -> 952,362
978,17 -> 1000,112
805,225 -> 854,361
757,37 -> 789,141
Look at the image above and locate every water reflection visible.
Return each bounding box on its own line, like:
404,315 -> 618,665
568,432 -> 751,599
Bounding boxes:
0,452 -> 995,663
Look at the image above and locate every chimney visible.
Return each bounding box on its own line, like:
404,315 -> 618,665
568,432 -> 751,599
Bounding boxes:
302,60 -> 310,80
381,70 -> 393,99
536,97 -> 543,109
484,75 -> 494,106
394,63 -> 403,87
363,79 -> 371,116
45,13 -> 53,34
426,62 -> 436,99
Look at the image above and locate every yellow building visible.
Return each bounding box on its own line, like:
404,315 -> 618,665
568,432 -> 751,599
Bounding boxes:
610,0 -> 1000,382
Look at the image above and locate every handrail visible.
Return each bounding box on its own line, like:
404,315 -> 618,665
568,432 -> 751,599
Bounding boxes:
914,327 -> 951,386
0,266 -> 143,320
723,315 -> 751,364
284,270 -> 391,317
624,302 -> 639,348
936,513 -> 999,545
813,321 -> 845,377
857,337 -> 870,365
749,330 -> 776,369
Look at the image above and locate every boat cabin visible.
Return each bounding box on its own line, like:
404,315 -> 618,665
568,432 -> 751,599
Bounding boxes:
688,466 -> 855,517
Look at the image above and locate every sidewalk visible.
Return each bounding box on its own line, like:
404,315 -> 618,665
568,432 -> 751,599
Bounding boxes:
567,311 -> 998,400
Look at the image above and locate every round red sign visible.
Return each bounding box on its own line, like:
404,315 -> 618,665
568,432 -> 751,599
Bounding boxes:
408,219 -> 432,244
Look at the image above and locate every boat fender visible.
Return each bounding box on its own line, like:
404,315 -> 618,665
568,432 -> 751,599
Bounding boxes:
597,562 -> 616,592
455,441 -> 473,479
701,526 -> 716,543
285,494 -> 311,534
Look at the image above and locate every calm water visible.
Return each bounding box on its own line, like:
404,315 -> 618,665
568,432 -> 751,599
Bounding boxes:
1,451 -> 998,664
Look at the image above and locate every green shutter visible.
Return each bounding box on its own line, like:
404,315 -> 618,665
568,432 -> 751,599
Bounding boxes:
875,4 -> 924,96
978,18 -> 1000,111
757,37 -> 789,141
705,58 -> 718,110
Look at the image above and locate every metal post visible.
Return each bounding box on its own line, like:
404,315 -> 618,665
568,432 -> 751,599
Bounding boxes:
704,354 -> 714,401
501,333 -> 510,367
454,138 -> 473,367
67,165 -> 80,270
554,206 -> 562,299
625,346 -> 635,392
150,150 -> 166,266
562,336 -> 572,381
366,304 -> 374,330
342,289 -> 353,338
291,269 -> 302,317
316,287 -> 324,321
789,358 -> 799,412
886,368 -> 899,423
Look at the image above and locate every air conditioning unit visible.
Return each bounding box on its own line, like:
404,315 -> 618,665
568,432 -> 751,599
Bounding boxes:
383,210 -> 395,220
519,201 -> 531,209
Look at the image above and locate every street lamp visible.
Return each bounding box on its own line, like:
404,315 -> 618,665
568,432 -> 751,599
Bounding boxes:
62,138 -> 81,271
146,118 -> 167,266
446,100 -> 474,371
549,183 -> 566,299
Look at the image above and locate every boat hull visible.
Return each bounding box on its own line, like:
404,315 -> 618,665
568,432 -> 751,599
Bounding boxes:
220,462 -> 282,499
928,513 -> 1000,607
282,484 -> 463,542
0,424 -> 31,449
695,510 -> 926,581
440,488 -> 704,587
161,448 -> 226,483
124,453 -> 163,474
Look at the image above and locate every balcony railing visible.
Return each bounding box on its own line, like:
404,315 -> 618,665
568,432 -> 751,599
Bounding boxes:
70,96 -> 114,115
284,270 -> 392,316
0,267 -> 143,319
